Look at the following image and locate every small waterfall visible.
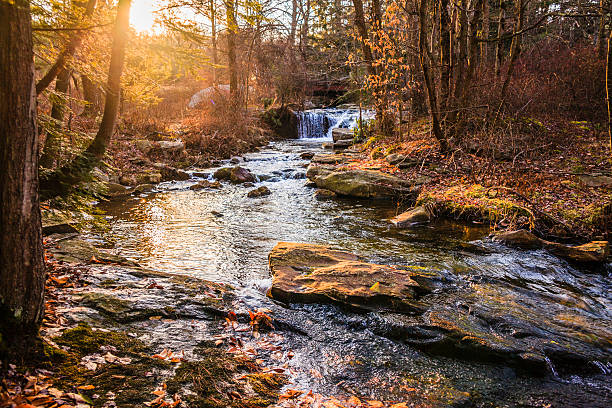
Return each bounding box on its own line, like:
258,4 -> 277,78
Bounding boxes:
297,108 -> 374,139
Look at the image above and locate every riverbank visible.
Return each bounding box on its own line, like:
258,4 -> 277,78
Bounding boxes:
323,116 -> 611,242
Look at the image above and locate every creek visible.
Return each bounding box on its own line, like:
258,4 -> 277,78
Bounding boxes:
91,112 -> 611,407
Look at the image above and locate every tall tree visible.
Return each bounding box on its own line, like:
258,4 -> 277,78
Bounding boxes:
39,0 -> 133,201
224,0 -> 238,103
0,0 -> 46,340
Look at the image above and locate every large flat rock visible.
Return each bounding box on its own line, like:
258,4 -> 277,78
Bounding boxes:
267,242 -> 612,373
310,169 -> 421,199
268,242 -> 429,312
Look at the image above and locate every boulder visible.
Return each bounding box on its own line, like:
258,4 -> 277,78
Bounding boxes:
134,139 -> 153,154
385,153 -> 416,168
155,140 -> 185,154
492,229 -> 543,249
213,167 -> 232,180
260,106 -> 298,139
247,186 -> 271,198
230,157 -> 240,164
300,152 -> 315,160
137,171 -> 162,184
160,166 -> 190,182
314,189 -> 337,200
267,243 -> 612,372
92,167 -> 110,183
306,163 -> 335,181
119,175 -> 137,186
312,169 -> 420,199
133,184 -> 154,194
190,180 -> 222,190
322,142 -> 334,149
268,242 -> 427,312
390,206 -> 431,227
104,182 -> 133,198
230,166 -> 256,183
332,128 -> 354,142
192,171 -> 210,178
545,240 -> 609,263
333,139 -> 353,150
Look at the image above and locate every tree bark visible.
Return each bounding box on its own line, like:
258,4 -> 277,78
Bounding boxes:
40,68 -> 72,168
224,0 -> 238,103
0,0 -> 45,338
35,0 -> 97,95
39,0 -> 132,201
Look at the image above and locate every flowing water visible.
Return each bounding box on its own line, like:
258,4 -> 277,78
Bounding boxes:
94,117 -> 612,406
297,108 -> 374,139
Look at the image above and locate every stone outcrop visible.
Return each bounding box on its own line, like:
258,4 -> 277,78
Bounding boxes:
268,242 -> 429,312
308,169 -> 422,199
230,166 -> 256,183
247,186 -> 271,198
267,242 -> 612,373
389,206 -> 432,227
332,128 -> 354,142
493,229 -> 609,263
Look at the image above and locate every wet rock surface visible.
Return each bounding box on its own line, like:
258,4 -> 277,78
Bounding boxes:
247,186 -> 271,198
309,169 -> 422,199
268,242 -> 612,374
494,229 -> 610,263
389,205 -> 432,226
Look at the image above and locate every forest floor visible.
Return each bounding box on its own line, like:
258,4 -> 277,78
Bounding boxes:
350,116 -> 612,241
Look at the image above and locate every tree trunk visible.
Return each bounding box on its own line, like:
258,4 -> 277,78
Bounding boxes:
607,29 -> 612,152
210,0 -> 218,85
39,0 -> 132,201
40,68 -> 72,168
418,0 -> 448,152
499,0 -> 524,104
0,0 -> 45,340
439,0 -> 452,112
299,0 -> 310,59
35,0 -> 97,95
494,0 -> 505,76
599,0 -> 607,59
81,74 -> 102,117
351,0 -> 375,78
224,0 -> 238,104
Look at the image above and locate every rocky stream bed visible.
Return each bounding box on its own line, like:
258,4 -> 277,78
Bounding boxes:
41,138 -> 611,407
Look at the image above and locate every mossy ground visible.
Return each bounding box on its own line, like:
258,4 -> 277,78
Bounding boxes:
166,342 -> 287,408
40,324 -> 170,407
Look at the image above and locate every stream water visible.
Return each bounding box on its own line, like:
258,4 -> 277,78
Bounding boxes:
94,119 -> 612,406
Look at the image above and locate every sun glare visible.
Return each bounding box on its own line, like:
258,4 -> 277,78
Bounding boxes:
130,0 -> 159,33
